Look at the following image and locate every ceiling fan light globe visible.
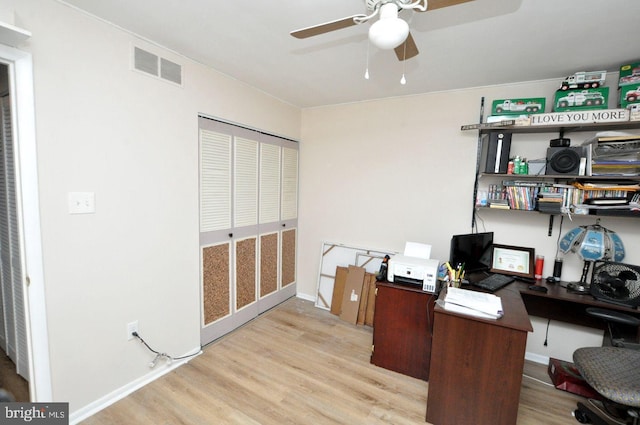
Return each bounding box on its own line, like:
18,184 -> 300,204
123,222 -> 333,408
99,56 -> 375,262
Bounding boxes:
368,18 -> 409,50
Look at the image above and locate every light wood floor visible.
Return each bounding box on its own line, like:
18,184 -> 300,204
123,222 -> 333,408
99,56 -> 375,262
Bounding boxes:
82,297 -> 583,424
0,348 -> 29,402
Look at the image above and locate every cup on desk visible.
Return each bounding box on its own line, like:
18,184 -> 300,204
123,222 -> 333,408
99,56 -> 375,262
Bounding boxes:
449,279 -> 461,288
535,255 -> 544,280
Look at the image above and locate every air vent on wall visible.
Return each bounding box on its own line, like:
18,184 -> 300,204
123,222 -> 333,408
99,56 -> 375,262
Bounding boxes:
133,46 -> 182,86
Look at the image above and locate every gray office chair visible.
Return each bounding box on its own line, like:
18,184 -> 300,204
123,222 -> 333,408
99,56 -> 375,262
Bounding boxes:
573,308 -> 640,424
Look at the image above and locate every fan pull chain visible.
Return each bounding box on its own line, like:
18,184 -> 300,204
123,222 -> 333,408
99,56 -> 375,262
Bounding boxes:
364,40 -> 371,80
400,40 -> 407,85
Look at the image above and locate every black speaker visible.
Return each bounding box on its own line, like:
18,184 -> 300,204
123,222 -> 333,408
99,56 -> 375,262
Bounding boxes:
550,138 -> 570,147
483,131 -> 512,174
545,146 -> 587,175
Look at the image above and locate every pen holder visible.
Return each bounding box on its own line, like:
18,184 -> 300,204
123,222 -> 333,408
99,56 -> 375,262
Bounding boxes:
448,279 -> 461,288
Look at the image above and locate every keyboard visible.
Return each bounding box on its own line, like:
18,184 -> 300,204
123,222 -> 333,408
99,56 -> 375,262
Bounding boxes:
472,274 -> 514,292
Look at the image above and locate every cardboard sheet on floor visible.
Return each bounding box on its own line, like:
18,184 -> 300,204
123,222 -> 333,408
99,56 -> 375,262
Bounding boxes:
340,266 -> 366,325
364,274 -> 377,326
330,266 -> 349,315
357,273 -> 376,326
314,241 -> 395,311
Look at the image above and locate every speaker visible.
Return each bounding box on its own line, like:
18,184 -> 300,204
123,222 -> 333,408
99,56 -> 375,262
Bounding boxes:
550,137 -> 570,147
546,146 -> 587,175
483,131 -> 512,174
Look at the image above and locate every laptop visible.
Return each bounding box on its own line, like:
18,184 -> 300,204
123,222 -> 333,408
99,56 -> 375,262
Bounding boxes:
472,244 -> 536,292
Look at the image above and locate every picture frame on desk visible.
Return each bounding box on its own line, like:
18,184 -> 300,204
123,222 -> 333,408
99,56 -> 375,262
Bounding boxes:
490,244 -> 535,279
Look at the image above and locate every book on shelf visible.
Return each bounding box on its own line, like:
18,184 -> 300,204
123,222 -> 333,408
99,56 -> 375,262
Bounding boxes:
574,203 -> 636,210
537,197 -> 563,203
441,287 -> 503,319
582,132 -> 640,144
489,202 -> 510,209
573,181 -> 640,191
582,132 -> 640,177
584,133 -> 640,143
584,197 -> 629,205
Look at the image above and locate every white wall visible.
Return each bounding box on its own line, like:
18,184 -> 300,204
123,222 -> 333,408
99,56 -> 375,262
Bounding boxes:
7,0 -> 300,416
298,78 -> 639,362
7,0 -> 636,415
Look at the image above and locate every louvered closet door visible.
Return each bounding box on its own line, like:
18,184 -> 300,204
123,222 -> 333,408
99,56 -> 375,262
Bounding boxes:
233,138 -> 258,315
199,126 -> 260,343
199,130 -> 231,233
199,117 -> 298,344
258,143 -> 280,302
0,95 -> 28,379
281,147 -> 298,288
199,128 -> 234,342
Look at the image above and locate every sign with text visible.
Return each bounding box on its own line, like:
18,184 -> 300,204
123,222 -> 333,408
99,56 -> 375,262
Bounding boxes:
530,109 -> 629,126
2,403 -> 68,424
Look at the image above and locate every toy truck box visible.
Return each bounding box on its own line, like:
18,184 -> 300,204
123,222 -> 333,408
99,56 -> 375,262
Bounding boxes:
629,103 -> 640,121
620,85 -> 640,108
619,61 -> 640,87
554,87 -> 609,112
559,71 -> 606,90
491,98 -> 545,115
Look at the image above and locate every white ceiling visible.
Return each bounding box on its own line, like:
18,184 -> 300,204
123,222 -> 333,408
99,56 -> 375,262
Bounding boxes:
59,0 -> 640,108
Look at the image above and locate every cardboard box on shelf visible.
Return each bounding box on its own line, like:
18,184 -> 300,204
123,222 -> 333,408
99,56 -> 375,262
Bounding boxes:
620,85 -> 640,109
619,61 -> 640,87
554,87 -> 608,112
630,104 -> 640,121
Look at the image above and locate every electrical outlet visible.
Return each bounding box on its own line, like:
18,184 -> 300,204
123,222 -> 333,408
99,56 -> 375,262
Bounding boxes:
127,321 -> 138,341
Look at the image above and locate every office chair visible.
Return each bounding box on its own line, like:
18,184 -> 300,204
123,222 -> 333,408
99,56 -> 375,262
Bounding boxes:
573,308 -> 640,424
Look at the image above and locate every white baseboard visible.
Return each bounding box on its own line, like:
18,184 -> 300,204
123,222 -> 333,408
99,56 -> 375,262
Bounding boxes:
525,351 -> 549,365
69,347 -> 202,424
296,292 -> 315,302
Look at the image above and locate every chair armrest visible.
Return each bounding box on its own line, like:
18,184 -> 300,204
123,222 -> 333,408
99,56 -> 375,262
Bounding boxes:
586,307 -> 640,327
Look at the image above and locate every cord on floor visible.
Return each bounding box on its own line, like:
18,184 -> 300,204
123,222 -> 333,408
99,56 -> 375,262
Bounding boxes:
132,331 -> 202,368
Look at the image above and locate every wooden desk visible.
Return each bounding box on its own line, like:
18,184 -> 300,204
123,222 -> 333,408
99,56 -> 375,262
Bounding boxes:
371,281 -> 436,381
518,280 -> 640,339
426,286 -> 533,425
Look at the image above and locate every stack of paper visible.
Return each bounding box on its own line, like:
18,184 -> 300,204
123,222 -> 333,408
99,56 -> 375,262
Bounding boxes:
443,287 -> 504,319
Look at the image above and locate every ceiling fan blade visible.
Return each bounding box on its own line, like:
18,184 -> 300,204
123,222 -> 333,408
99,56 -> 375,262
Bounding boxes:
290,15 -> 364,39
416,0 -> 475,12
395,32 -> 419,61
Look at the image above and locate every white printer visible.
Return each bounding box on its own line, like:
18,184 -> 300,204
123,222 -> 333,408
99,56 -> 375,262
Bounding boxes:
387,255 -> 440,293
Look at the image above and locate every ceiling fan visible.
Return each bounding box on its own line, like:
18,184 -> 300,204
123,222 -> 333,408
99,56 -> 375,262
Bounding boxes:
290,0 -> 475,61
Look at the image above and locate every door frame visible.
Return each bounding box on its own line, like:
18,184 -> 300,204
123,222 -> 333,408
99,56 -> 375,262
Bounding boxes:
0,43 -> 51,401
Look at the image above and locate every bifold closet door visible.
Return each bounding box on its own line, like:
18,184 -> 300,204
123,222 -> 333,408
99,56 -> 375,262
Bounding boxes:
259,232 -> 278,298
199,118 -> 298,344
281,228 -> 296,288
0,95 -> 28,379
202,242 -> 230,326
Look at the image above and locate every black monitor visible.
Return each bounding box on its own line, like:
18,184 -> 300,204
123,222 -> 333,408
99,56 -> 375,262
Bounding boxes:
449,232 -> 494,273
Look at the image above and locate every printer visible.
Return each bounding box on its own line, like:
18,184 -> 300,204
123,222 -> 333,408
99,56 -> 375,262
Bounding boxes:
387,254 -> 440,293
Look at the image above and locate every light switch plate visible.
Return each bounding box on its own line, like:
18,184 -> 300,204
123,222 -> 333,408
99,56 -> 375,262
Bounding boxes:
68,192 -> 95,214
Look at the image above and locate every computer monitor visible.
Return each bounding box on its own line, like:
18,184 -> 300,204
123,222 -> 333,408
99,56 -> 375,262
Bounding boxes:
449,232 -> 494,273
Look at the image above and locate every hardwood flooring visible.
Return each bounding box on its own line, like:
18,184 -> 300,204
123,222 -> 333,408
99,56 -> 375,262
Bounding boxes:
0,348 -> 29,402
82,297 -> 583,424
